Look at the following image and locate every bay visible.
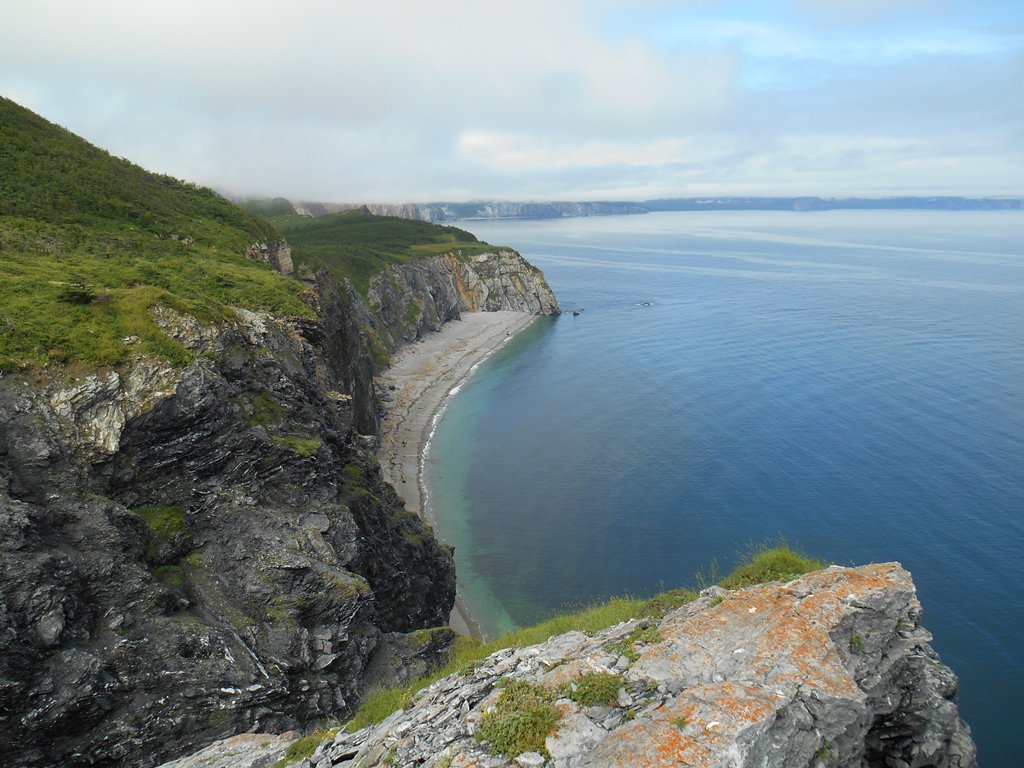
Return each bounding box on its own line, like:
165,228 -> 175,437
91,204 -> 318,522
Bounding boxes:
423,210 -> 1024,765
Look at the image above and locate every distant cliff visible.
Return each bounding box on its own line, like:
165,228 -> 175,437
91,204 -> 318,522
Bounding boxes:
279,196 -> 1021,223
368,250 -> 560,350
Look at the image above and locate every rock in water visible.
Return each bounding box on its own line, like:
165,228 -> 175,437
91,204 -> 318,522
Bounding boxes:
308,563 -> 976,768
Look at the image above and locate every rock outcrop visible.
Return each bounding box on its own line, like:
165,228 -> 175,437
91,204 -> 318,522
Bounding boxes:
367,250 -> 560,349
302,563 -> 976,768
0,277 -> 457,767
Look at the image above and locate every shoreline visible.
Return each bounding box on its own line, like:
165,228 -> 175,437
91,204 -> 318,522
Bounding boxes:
376,310 -> 540,639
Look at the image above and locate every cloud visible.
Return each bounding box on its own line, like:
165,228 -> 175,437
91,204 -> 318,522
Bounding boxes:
1,0 -> 1021,200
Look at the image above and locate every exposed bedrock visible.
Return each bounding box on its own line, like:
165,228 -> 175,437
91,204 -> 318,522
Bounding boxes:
309,564 -> 976,768
0,280 -> 456,767
367,250 -> 560,348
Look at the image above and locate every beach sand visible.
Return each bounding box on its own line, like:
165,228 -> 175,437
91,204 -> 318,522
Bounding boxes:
376,310 -> 539,638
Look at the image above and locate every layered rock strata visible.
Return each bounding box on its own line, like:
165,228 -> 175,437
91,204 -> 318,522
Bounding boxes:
367,251 -> 560,349
306,563 -> 976,768
0,276 -> 457,767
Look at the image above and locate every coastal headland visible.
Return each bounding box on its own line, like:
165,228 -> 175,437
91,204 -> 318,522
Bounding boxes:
376,310 -> 540,637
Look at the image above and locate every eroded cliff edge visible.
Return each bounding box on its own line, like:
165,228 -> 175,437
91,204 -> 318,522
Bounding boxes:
0,250 -> 557,767
309,563 -> 977,768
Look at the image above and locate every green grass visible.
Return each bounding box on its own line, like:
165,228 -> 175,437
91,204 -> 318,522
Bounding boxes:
0,97 -> 314,371
269,435 -> 322,457
716,542 -> 824,590
274,727 -> 339,768
247,392 -> 285,426
136,505 -> 186,537
476,680 -> 560,758
343,543 -> 824,734
153,565 -> 185,590
563,672 -> 623,707
608,625 -> 662,662
274,208 -> 499,295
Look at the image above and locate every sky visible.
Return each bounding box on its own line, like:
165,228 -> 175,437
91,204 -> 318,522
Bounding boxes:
2,0 -> 1022,203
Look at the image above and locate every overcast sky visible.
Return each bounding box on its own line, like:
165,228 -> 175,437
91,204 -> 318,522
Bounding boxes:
2,0 -> 1022,203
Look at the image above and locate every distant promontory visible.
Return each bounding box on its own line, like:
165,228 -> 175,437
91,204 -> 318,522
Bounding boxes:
274,196 -> 1022,223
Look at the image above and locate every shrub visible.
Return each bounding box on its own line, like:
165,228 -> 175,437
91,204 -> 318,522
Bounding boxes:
476,680 -> 560,758
563,672 -> 622,707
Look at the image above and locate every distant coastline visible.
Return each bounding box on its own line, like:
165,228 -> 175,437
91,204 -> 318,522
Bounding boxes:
273,195 -> 1023,224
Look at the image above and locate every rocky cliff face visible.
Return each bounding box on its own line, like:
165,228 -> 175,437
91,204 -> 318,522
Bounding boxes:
305,563 -> 976,768
367,250 -> 560,349
0,272 -> 457,767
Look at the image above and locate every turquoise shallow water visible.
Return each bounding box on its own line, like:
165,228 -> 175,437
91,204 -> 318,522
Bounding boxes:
423,211 -> 1023,765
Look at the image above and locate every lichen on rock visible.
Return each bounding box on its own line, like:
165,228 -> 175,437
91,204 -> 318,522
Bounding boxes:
302,564 -> 976,768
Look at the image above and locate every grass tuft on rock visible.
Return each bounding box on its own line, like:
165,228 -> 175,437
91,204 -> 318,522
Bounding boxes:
274,727 -> 339,768
563,672 -> 623,707
136,506 -> 186,537
716,542 -> 824,590
476,680 -> 560,758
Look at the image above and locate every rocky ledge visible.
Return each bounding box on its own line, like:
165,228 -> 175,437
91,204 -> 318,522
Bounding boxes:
302,563 -> 975,768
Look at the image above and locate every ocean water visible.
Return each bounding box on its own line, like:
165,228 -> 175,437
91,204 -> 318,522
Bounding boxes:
422,211 -> 1023,765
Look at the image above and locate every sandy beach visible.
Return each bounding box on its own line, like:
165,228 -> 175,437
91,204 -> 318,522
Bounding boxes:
377,310 -> 539,638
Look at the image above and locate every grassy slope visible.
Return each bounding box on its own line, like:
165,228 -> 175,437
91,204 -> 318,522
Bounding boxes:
268,207 -> 497,295
0,98 -> 313,371
343,544 -> 825,734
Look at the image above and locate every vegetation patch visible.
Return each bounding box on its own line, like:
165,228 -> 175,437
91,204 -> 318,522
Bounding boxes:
608,625 -> 663,662
274,727 -> 339,768
136,505 -> 186,537
247,391 -> 284,426
272,208 -> 501,296
270,435 -> 322,457
562,672 -> 623,707
0,97 -> 313,371
405,300 -> 421,326
716,542 -> 824,590
153,565 -> 185,590
476,680 -> 560,758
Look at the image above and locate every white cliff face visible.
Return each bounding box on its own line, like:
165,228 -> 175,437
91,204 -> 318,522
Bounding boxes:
46,363 -> 183,458
367,250 -> 560,349
301,564 -> 975,768
449,251 -> 561,315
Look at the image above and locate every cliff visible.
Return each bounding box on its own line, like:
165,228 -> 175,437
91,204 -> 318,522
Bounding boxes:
300,563 -> 977,768
368,251 -> 560,348
0,283 -> 458,766
0,98 -> 557,767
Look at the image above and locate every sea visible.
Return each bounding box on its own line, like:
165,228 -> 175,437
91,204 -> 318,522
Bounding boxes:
422,210 -> 1023,765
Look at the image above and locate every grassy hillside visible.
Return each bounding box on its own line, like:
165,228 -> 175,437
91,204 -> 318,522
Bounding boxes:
270,207 -> 497,295
0,97 -> 313,371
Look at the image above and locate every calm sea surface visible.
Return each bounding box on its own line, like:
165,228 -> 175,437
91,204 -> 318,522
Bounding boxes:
423,211 -> 1023,765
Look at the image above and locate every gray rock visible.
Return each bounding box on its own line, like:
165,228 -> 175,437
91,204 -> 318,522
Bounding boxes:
298,564 -> 976,768
0,273 -> 457,767
515,752 -> 547,767
367,249 -> 560,349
